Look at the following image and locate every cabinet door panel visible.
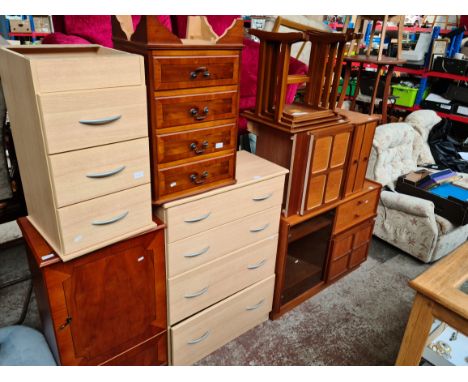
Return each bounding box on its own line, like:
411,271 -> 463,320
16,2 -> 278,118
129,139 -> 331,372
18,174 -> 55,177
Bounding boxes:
44,229 -> 166,365
349,244 -> 369,268
330,132 -> 350,168
311,136 -> 332,173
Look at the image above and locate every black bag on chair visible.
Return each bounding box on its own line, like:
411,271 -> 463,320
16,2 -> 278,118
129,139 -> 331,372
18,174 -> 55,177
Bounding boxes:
428,118 -> 468,173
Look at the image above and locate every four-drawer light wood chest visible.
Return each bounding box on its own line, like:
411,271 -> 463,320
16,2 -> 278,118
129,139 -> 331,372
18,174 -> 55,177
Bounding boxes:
157,151 -> 288,365
0,45 -> 156,261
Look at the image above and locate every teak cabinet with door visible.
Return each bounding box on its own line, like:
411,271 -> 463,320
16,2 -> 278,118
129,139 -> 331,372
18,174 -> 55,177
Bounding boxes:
19,217 -> 168,366
111,16 -> 244,205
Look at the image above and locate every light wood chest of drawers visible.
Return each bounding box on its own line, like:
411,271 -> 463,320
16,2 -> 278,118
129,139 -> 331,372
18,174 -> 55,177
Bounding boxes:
157,151 -> 288,365
0,45 -> 155,261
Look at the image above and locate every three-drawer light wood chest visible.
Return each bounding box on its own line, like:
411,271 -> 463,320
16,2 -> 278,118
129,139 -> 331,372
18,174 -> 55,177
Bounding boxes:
111,16 -> 244,205
157,151 -> 288,365
0,45 -> 156,261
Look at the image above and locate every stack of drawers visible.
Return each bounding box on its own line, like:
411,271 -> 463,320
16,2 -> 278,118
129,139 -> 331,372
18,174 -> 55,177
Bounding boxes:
111,16 -> 243,205
0,45 -> 155,261
150,50 -> 241,204
157,151 -> 288,365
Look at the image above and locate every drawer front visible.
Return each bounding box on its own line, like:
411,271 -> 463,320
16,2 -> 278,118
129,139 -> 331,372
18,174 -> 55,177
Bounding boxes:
58,184 -> 153,257
334,188 -> 379,234
165,175 -> 285,243
170,275 -> 274,365
153,53 -> 239,90
349,244 -> 369,269
168,235 -> 277,324
33,54 -> 143,93
328,254 -> 350,281
330,233 -> 353,261
156,154 -> 234,199
156,123 -> 237,164
154,89 -> 238,129
167,206 -> 281,277
49,138 -> 150,208
38,86 -> 148,154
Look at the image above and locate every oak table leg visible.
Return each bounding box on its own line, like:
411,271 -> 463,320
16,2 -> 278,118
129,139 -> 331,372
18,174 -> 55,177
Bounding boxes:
395,293 -> 434,366
350,62 -> 363,111
381,64 -> 394,124
337,61 -> 351,108
369,64 -> 382,115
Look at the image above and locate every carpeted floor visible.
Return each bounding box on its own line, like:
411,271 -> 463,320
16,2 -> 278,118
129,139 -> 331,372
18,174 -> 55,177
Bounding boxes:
0,237 -> 430,365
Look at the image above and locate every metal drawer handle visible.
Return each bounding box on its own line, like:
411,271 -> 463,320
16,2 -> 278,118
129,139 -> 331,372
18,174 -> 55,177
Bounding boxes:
59,316 -> 72,330
184,246 -> 210,258
91,211 -> 128,226
79,115 -> 122,125
190,171 -> 209,185
86,165 -> 126,179
190,66 -> 211,79
252,193 -> 273,202
246,299 -> 265,311
189,106 -> 209,121
184,286 -> 209,299
184,212 -> 211,223
187,330 -> 210,345
250,223 -> 269,233
358,199 -> 369,205
190,141 -> 209,155
247,259 -> 267,270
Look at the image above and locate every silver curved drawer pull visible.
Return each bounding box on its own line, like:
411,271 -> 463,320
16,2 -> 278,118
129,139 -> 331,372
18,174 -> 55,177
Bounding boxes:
183,246 -> 210,258
91,211 -> 128,226
79,115 -> 122,125
187,330 -> 210,345
246,299 -> 265,311
86,165 -> 126,179
252,193 -> 273,202
247,259 -> 267,270
184,212 -> 211,223
250,223 -> 269,233
184,286 -> 209,299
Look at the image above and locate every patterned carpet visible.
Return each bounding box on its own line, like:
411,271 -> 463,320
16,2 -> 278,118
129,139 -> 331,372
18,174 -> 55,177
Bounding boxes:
0,237 -> 430,365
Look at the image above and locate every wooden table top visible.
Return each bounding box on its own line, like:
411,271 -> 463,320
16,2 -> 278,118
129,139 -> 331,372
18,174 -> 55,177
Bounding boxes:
344,55 -> 406,65
409,242 -> 468,319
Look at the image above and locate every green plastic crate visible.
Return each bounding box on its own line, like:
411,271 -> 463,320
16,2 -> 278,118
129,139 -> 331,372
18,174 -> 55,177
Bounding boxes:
391,84 -> 419,107
338,78 -> 357,96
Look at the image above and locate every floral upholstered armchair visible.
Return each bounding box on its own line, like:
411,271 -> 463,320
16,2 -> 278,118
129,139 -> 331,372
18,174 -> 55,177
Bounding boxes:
366,111 -> 468,263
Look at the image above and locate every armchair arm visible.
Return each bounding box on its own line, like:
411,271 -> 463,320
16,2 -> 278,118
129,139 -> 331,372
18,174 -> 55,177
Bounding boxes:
380,190 -> 435,218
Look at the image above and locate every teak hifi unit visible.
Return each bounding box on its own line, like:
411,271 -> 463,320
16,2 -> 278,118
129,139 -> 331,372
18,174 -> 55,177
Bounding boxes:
112,16 -> 244,205
243,29 -> 381,317
0,45 -> 156,261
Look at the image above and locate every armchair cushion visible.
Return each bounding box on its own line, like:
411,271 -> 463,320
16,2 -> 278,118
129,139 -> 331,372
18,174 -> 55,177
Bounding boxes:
405,110 -> 440,165
367,123 -> 417,188
380,190 -> 435,218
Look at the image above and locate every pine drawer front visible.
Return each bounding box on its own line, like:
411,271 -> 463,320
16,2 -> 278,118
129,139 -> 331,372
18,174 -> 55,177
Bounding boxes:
164,175 -> 285,243
334,187 -> 379,234
33,53 -> 143,93
155,122 -> 237,165
38,86 -> 148,154
156,154 -> 235,199
57,184 -> 153,258
170,275 -> 275,365
167,206 -> 281,277
153,51 -> 240,91
49,138 -> 150,208
168,235 -> 277,324
154,88 -> 238,129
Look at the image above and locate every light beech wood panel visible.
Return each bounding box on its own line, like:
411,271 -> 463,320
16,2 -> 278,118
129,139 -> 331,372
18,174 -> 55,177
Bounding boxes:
38,86 -> 148,154
49,138 -> 151,207
31,47 -> 143,92
57,184 -> 153,257
0,47 -> 62,251
306,174 -> 326,210
167,206 -> 281,277
168,235 -> 277,324
330,132 -> 350,168
324,169 -> 343,203
170,275 -> 275,365
163,175 -> 285,243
